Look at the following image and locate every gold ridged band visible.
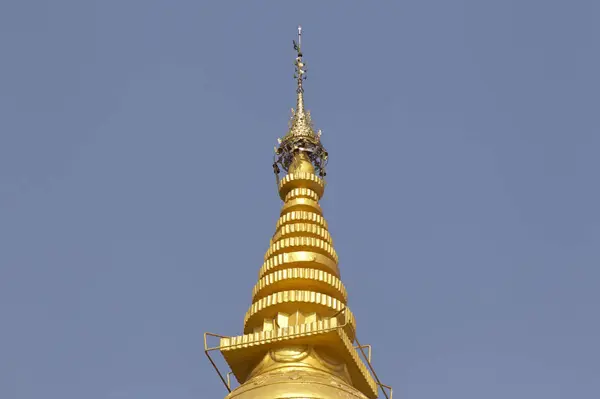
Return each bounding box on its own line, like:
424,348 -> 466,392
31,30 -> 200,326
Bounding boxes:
259,252 -> 339,279
221,317 -> 342,350
252,268 -> 347,303
271,223 -> 333,245
280,198 -> 322,216
284,188 -> 320,203
264,236 -> 338,263
243,290 -> 356,339
278,172 -> 325,200
275,211 -> 328,231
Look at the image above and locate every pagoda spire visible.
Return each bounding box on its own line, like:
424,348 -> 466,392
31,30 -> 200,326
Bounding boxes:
204,27 -> 391,399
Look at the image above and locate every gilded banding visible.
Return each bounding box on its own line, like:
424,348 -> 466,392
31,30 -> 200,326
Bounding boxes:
280,198 -> 322,216
264,236 -> 338,263
284,188 -> 320,203
271,223 -> 333,245
278,172 -> 325,200
244,290 -> 356,338
260,252 -> 339,279
252,268 -> 347,302
275,211 -> 328,232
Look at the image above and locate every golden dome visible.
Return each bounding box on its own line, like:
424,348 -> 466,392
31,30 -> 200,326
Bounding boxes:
225,346 -> 369,399
226,368 -> 368,399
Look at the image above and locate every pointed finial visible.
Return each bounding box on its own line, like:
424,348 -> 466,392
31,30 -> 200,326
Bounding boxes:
293,25 -> 306,94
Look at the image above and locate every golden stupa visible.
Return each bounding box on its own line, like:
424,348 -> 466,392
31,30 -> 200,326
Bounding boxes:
204,27 -> 391,399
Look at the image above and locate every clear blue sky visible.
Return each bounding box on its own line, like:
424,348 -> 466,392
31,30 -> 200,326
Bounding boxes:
1,1 -> 598,398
